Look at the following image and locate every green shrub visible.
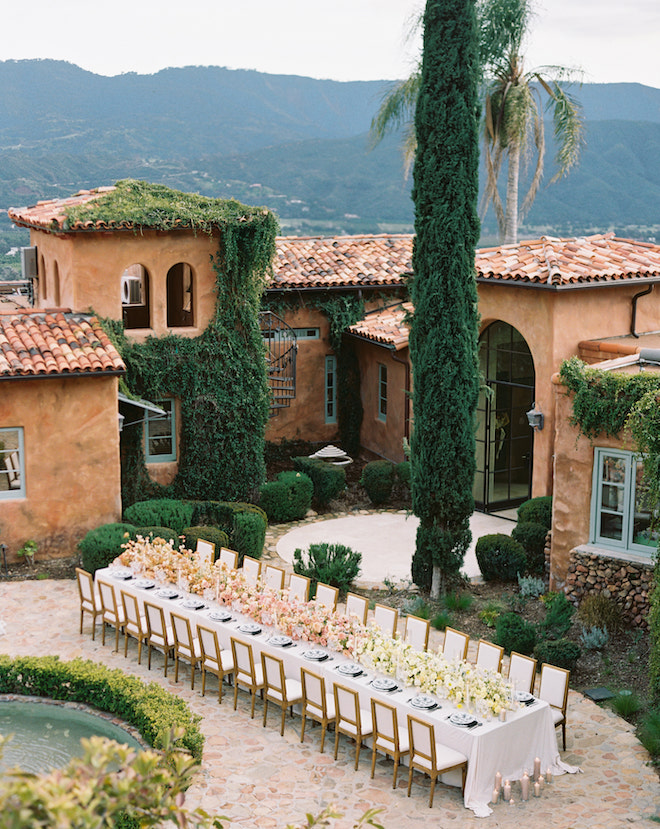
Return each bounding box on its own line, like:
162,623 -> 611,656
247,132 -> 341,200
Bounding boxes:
395,461 -> 411,488
292,457 -> 346,505
259,471 -> 313,523
0,655 -> 203,760
580,625 -> 610,650
293,542 -> 361,594
181,526 -> 229,556
534,638 -> 581,672
78,523 -> 137,575
539,592 -> 575,640
403,596 -> 429,618
431,610 -> 453,631
516,496 -> 553,530
361,460 -> 395,505
577,593 -> 623,633
124,499 -> 194,535
610,690 -> 643,718
445,592 -> 474,612
135,526 -> 178,543
495,612 -> 537,655
475,534 -> 527,582
511,521 -> 547,574
517,574 -> 546,599
478,601 -> 502,628
231,510 -> 266,564
638,708 -> 660,758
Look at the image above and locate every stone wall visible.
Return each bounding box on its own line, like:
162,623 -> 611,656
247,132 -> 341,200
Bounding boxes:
564,547 -> 654,629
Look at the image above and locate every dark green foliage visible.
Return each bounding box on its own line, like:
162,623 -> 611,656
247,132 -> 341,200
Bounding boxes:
538,592 -> 575,640
475,534 -> 527,582
231,511 -> 266,563
516,496 -> 553,529
124,499 -> 195,535
409,0 -> 481,592
78,523 -> 136,574
395,461 -> 411,488
293,542 -> 362,594
0,654 -> 203,760
534,638 -> 581,673
650,557 -> 660,705
181,526 -> 229,554
189,500 -> 267,531
337,345 -> 364,458
511,521 -> 547,574
259,471 -> 313,523
361,460 -> 396,505
135,527 -> 178,543
577,593 -> 623,633
292,457 -> 346,505
638,708 -> 660,758
431,610 -> 454,631
495,612 -> 537,655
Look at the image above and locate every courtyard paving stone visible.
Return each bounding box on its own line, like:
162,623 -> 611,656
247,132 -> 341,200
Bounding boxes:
0,578 -> 658,828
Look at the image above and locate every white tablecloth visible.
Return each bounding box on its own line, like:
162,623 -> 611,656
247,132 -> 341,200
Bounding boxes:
97,568 -> 579,817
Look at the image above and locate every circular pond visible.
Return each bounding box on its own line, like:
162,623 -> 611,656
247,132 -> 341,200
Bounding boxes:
0,699 -> 144,773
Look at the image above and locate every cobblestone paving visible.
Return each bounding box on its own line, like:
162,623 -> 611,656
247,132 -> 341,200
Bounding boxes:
0,579 -> 658,829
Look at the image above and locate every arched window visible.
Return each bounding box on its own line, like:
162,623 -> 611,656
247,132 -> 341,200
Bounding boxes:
121,264 -> 150,329
166,263 -> 194,328
53,261 -> 61,306
474,321 -> 535,511
39,255 -> 47,302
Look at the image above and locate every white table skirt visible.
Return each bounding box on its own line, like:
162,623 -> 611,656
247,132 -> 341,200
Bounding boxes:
97,568 -> 579,817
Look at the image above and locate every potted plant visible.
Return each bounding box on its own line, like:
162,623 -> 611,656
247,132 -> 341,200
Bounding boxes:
17,539 -> 37,566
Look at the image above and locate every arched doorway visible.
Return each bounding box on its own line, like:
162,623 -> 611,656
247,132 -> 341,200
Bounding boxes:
473,321 -> 535,511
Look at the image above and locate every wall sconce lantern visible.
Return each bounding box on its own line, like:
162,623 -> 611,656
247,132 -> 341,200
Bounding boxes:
526,403 -> 544,431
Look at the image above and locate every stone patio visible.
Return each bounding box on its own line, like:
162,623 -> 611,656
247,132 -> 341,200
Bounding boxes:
0,577 -> 658,828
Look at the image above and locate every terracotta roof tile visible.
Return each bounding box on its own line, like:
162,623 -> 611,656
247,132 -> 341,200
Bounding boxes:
347,302 -> 412,350
8,187 -> 116,231
272,235 -> 413,289
0,311 -> 125,379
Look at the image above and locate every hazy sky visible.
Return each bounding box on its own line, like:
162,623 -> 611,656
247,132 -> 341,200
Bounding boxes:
5,0 -> 659,89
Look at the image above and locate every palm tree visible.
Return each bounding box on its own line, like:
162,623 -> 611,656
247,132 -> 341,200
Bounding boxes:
370,0 -> 584,244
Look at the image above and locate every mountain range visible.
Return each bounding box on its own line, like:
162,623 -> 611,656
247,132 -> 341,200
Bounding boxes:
1,59 -> 659,248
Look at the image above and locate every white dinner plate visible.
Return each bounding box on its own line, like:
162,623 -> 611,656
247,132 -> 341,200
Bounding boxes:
515,691 -> 534,702
371,678 -> 398,692
134,579 -> 155,589
303,649 -> 328,661
337,662 -> 363,677
269,635 -> 293,647
410,695 -> 437,710
208,610 -> 232,622
238,623 -> 262,635
182,599 -> 205,610
111,569 -> 133,580
156,588 -> 179,599
449,711 -> 475,725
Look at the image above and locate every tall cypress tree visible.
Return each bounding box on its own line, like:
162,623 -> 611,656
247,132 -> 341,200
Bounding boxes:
409,0 -> 481,597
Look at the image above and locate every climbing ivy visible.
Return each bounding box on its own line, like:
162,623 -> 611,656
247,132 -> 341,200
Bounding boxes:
79,181 -> 277,507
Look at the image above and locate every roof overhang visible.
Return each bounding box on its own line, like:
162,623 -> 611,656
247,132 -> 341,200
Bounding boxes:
118,392 -> 166,416
476,276 -> 660,291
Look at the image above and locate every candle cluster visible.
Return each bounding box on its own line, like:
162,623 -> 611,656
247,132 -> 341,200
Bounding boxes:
491,758 -> 553,806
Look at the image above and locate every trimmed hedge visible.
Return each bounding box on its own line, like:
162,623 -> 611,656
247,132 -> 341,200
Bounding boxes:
495,612 -> 537,655
534,638 -> 581,673
517,496 -> 553,530
232,511 -> 266,564
395,461 -> 411,488
181,526 -> 229,555
0,655 -> 203,760
475,534 -> 527,582
361,460 -> 395,505
259,471 -> 313,523
78,523 -> 137,575
511,521 -> 547,575
136,526 -> 178,543
292,457 -> 346,505
124,500 -> 195,535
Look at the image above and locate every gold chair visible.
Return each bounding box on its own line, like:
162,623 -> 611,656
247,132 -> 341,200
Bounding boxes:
374,603 -> 398,638
345,592 -> 369,625
171,612 -> 202,689
195,538 -> 215,565
264,564 -> 285,591
315,582 -> 339,612
300,668 -> 336,753
475,639 -> 504,673
242,555 -> 261,587
288,573 -> 311,603
507,651 -> 538,695
407,715 -> 468,808
404,614 -> 430,651
261,652 -> 303,736
538,662 -> 570,750
75,567 -> 102,639
97,579 -> 126,652
144,601 -> 176,675
333,682 -> 373,770
120,590 -> 148,663
441,627 -> 469,662
219,547 -> 238,569
230,637 -> 265,718
370,698 -> 410,788
196,623 -> 235,704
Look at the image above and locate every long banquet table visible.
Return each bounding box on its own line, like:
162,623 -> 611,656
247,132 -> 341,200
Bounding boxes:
97,567 -> 579,817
